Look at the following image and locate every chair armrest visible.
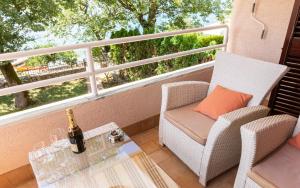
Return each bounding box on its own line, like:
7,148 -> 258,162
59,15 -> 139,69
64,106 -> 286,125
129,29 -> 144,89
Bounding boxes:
206,105 -> 271,147
242,114 -> 297,163
233,115 -> 297,188
161,81 -> 209,112
200,106 -> 270,183
220,105 -> 270,126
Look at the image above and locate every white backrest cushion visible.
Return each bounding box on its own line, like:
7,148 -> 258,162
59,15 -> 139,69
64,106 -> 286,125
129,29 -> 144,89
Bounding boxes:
208,52 -> 288,106
293,116 -> 300,136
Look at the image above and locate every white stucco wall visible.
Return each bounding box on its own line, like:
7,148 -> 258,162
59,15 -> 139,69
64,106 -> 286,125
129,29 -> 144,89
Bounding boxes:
0,68 -> 212,174
228,0 -> 295,63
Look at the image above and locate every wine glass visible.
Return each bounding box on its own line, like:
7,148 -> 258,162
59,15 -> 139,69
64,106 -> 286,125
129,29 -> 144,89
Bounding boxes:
32,141 -> 53,162
49,128 -> 69,148
31,141 -> 55,184
45,145 -> 76,184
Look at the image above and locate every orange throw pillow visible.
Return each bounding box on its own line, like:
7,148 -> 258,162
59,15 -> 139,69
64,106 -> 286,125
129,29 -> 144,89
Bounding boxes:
194,85 -> 253,120
288,133 -> 300,150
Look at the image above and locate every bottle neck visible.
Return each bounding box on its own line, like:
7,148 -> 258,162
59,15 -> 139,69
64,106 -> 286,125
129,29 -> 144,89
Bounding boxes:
66,109 -> 78,129
68,116 -> 77,129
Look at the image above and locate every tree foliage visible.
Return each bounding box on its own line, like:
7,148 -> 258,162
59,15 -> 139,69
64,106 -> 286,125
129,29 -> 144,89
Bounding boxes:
52,0 -> 126,41
105,0 -> 232,32
53,0 -> 232,40
0,0 -> 64,53
53,0 -> 231,85
49,0 -> 232,86
109,29 -> 223,83
155,34 -> 223,74
25,51 -> 78,67
109,28 -> 160,81
0,0 -> 67,109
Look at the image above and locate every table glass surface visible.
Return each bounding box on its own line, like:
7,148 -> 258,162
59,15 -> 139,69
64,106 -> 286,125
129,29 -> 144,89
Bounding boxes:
29,123 -> 179,188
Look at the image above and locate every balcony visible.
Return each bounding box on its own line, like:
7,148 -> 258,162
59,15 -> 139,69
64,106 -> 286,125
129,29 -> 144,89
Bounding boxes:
0,25 -> 228,187
0,1 -> 299,188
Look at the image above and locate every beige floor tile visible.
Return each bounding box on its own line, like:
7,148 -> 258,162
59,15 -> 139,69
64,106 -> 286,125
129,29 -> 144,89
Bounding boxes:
143,127 -> 158,135
142,129 -> 158,140
16,179 -> 38,188
0,176 -> 13,188
5,165 -> 33,187
177,176 -> 203,188
139,141 -> 161,154
131,132 -> 154,145
149,148 -> 172,164
131,129 -> 158,145
208,168 -> 237,188
158,156 -> 190,180
173,168 -> 202,188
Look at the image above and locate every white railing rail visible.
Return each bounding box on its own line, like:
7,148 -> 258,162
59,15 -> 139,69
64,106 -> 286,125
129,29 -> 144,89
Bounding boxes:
0,24 -> 228,97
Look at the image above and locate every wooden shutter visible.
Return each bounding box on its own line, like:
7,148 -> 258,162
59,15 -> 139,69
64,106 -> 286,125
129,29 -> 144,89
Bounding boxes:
269,0 -> 300,117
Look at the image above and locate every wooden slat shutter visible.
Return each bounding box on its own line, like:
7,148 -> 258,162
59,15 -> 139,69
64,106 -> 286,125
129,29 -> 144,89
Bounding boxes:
269,0 -> 300,117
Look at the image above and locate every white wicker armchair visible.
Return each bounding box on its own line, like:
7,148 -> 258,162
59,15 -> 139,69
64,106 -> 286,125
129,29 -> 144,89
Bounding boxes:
159,52 -> 289,186
234,115 -> 298,188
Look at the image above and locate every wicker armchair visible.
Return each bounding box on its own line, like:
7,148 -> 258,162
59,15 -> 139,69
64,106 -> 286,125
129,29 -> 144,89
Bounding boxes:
159,52 -> 289,186
234,115 -> 298,188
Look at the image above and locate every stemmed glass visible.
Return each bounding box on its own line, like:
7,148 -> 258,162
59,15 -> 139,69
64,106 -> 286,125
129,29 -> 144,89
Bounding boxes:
49,128 -> 69,149
32,141 -> 54,162
31,141 -> 55,184
31,128 -> 72,185
49,128 -> 73,182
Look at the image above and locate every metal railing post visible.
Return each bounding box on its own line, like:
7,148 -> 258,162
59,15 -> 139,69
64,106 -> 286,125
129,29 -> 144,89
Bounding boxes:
86,47 -> 98,97
223,25 -> 229,52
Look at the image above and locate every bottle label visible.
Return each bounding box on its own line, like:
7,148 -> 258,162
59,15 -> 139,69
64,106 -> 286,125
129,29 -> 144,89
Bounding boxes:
70,143 -> 78,153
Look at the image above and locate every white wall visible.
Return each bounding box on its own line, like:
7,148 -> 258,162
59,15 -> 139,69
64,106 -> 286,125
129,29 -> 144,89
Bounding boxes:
0,68 -> 212,174
228,0 -> 295,63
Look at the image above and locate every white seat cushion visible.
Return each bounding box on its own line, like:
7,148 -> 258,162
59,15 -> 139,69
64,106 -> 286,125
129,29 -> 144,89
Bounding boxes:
250,144 -> 300,188
164,102 -> 215,145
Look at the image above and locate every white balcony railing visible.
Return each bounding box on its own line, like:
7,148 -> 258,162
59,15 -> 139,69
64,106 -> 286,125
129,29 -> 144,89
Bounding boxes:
0,25 -> 228,123
0,25 -> 228,97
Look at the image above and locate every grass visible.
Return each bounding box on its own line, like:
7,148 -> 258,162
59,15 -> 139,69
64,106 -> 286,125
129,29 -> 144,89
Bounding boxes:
0,79 -> 88,116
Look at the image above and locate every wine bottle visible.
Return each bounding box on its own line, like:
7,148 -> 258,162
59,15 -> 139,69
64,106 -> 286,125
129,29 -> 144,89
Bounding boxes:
66,108 -> 86,154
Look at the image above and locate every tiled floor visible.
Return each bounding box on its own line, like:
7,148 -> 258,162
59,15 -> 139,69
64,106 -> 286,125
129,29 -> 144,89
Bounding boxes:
9,127 -> 237,188
131,127 -> 237,188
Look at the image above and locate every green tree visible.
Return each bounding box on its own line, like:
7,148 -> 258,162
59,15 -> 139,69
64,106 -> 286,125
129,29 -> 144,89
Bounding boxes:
0,0 -> 64,108
25,56 -> 48,67
107,0 -> 231,32
53,0 -> 231,55
110,28 -> 161,81
155,34 -> 223,74
52,0 -> 126,67
110,30 -> 223,83
57,51 -> 78,66
25,44 -> 57,66
25,44 -> 78,67
53,1 -> 231,83
26,51 -> 78,67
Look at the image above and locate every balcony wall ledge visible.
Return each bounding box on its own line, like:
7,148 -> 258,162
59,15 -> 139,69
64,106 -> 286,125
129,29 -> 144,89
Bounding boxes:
0,61 -> 214,174
0,61 -> 214,128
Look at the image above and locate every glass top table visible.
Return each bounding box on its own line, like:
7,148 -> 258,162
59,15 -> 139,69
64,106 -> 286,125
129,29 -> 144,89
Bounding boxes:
29,122 -> 179,188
